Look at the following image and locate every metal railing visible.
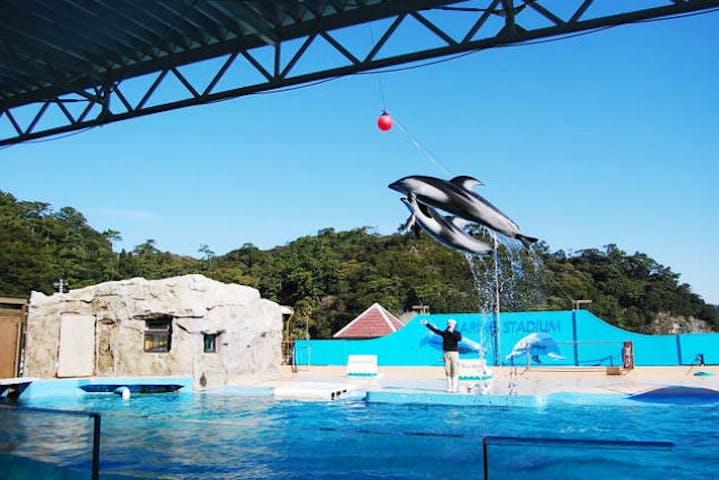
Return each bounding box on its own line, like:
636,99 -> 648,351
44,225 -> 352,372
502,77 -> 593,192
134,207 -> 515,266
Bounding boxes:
0,405 -> 101,480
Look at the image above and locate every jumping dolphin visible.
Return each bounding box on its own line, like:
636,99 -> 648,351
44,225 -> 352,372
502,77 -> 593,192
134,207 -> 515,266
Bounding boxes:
506,332 -> 566,364
389,175 -> 538,248
401,196 -> 493,255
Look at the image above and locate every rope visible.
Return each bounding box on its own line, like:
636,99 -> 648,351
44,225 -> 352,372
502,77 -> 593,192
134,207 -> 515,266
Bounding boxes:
367,23 -> 388,111
392,116 -> 452,176
368,17 -> 452,175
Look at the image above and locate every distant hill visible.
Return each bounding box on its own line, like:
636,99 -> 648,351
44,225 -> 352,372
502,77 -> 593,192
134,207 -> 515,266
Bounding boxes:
2,190 -> 717,337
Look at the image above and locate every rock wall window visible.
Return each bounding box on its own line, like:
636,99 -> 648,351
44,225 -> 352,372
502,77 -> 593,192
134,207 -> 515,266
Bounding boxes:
144,317 -> 172,353
203,333 -> 218,353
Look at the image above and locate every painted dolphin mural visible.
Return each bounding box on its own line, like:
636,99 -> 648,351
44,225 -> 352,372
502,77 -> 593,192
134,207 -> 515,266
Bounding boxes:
400,196 -> 493,255
421,331 -> 486,356
506,332 -> 565,364
388,175 -> 538,248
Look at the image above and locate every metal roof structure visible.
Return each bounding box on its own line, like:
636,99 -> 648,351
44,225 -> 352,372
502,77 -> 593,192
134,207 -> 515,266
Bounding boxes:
1,0 -> 717,146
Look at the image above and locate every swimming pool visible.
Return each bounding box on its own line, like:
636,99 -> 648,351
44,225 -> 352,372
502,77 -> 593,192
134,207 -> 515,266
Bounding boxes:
2,388 -> 718,479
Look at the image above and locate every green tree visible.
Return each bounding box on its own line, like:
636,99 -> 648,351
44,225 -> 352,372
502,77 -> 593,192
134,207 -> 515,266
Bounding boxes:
2,190 -> 716,336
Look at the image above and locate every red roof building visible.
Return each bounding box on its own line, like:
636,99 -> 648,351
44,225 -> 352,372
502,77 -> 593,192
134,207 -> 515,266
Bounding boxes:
333,302 -> 405,339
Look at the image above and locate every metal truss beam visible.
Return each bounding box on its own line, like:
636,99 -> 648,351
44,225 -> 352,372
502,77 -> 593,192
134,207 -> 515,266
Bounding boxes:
1,0 -> 717,146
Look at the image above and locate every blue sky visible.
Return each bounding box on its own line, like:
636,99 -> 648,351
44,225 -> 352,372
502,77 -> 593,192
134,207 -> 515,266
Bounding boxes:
2,7 -> 717,304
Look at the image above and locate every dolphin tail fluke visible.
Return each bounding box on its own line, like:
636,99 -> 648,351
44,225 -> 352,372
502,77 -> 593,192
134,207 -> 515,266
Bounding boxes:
517,234 -> 539,249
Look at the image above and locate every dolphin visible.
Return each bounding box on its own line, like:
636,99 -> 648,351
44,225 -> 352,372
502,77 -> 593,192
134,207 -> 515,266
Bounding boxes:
389,175 -> 538,248
401,196 -> 493,255
506,332 -> 565,364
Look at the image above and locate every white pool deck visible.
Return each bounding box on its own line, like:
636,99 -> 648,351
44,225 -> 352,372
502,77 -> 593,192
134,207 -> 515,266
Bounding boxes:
229,365 -> 719,405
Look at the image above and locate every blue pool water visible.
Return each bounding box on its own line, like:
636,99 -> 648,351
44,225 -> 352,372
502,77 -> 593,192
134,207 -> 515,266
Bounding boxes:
2,389 -> 719,479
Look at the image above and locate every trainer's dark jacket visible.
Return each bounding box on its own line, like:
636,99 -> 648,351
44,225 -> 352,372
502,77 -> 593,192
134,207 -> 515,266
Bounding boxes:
425,324 -> 462,352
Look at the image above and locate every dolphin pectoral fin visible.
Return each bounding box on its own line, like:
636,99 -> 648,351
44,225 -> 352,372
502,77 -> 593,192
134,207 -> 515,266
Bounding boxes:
517,234 -> 539,248
449,175 -> 484,191
531,355 -> 541,364
399,213 -> 416,233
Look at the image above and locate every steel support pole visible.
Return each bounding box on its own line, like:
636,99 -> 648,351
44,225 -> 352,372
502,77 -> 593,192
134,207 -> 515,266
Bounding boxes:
91,413 -> 101,480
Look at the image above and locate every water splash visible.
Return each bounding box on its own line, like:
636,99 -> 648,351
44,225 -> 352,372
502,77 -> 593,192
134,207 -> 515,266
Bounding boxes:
463,251 -> 492,353
506,359 -> 524,400
462,228 -> 546,399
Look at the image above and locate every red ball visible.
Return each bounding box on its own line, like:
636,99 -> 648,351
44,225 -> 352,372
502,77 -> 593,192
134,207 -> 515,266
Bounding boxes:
377,113 -> 394,131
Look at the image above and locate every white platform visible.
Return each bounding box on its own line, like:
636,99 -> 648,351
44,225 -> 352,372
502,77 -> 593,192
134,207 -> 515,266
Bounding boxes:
273,382 -> 358,400
0,377 -> 34,399
346,354 -> 379,376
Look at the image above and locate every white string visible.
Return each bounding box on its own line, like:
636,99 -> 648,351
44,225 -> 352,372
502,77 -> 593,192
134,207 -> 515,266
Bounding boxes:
392,118 -> 452,176
367,23 -> 388,110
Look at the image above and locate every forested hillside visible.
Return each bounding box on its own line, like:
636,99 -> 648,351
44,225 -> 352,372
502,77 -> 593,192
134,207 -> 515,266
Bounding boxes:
2,191 -> 716,337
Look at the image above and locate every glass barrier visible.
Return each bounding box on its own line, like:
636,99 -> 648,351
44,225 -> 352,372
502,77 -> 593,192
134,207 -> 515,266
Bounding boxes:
0,406 -> 100,480
95,412 -> 484,479
1,403 -> 486,479
0,403 -> 699,480
483,436 -> 675,480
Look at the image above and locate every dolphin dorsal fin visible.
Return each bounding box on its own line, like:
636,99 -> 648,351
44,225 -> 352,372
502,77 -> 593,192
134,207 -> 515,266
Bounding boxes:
450,175 -> 483,191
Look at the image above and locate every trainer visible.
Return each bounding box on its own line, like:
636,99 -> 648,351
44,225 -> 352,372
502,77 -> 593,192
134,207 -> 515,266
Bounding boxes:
421,318 -> 462,393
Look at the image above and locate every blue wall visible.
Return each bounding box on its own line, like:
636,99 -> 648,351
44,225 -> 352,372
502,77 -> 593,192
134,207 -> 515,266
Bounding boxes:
294,310 -> 718,367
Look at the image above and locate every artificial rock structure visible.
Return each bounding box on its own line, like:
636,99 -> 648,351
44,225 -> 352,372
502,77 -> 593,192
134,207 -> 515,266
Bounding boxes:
24,275 -> 283,388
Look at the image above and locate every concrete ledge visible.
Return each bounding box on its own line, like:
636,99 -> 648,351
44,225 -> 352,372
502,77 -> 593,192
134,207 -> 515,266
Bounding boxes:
21,376 -> 193,400
366,390 -> 647,407
366,390 -> 544,407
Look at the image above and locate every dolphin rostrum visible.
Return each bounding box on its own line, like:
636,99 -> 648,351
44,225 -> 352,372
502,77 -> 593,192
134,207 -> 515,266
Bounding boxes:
401,196 -> 493,255
389,175 -> 538,248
